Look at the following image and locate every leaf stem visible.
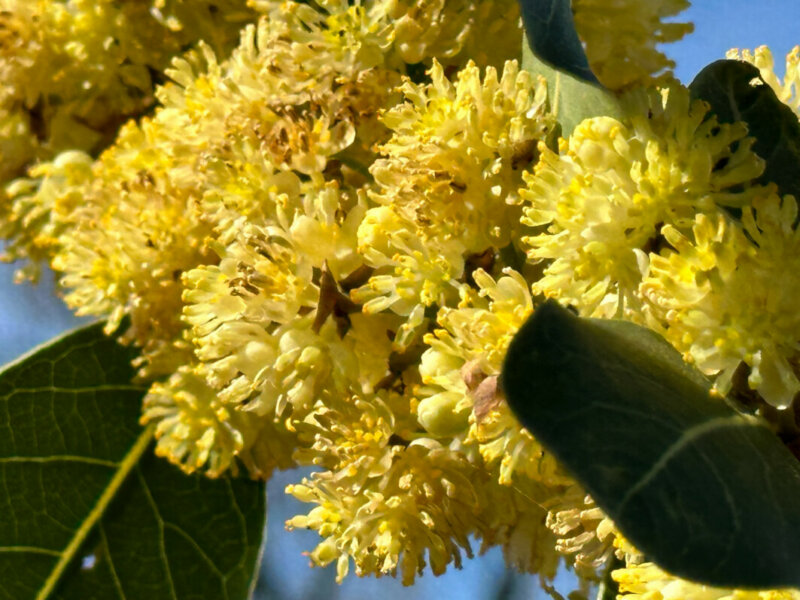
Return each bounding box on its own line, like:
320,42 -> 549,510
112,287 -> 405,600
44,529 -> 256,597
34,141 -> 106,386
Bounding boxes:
37,425 -> 155,600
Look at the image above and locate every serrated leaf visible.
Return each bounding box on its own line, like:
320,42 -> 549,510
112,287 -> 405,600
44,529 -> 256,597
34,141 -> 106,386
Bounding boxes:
518,0 -> 596,84
0,323 -> 266,600
502,300 -> 800,588
690,59 -> 800,200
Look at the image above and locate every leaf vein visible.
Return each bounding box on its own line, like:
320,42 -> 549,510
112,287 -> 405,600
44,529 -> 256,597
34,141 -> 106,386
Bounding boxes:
0,385 -> 146,399
136,467 -> 179,600
0,546 -> 61,556
0,456 -> 118,467
35,426 -> 154,600
617,416 -> 754,515
99,522 -> 127,600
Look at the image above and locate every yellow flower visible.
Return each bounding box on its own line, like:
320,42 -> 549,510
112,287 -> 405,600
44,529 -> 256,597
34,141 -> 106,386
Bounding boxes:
476,474 -> 561,577
371,59 -> 553,252
641,195 -> 800,408
543,485 -> 624,578
386,0 -> 522,68
521,86 -> 765,318
290,384 -> 565,583
249,0 -> 522,70
141,365 -> 296,477
32,2 -> 399,375
0,107 -> 37,184
183,192 -> 392,421
613,562 -> 800,600
293,391 -> 402,472
288,430 -> 485,585
0,0 -> 254,177
249,0 -> 391,75
572,0 -> 693,90
419,269 -> 570,486
287,382 -> 518,586
197,140 -> 304,247
0,150 -> 92,281
159,16 -> 389,182
727,46 -> 800,116
351,206 -> 466,349
51,120 -> 213,378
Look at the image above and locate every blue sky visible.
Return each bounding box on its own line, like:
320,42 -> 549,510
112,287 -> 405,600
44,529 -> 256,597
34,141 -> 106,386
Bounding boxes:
669,0 -> 800,83
1,2 -> 799,599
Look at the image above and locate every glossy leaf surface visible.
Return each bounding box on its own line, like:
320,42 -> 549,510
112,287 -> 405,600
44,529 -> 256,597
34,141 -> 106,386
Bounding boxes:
691,59 -> 800,200
518,0 -> 596,83
503,300 -> 800,588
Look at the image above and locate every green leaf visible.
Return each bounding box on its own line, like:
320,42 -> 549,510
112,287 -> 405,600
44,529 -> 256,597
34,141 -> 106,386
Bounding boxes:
518,0 -> 596,84
518,0 -> 621,137
0,323 -> 266,600
690,59 -> 800,200
521,36 -> 621,140
502,300 -> 800,588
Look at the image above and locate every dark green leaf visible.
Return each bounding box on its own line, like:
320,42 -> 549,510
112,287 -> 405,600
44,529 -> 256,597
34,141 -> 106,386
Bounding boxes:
502,300 -> 800,588
690,59 -> 800,199
0,323 -> 266,600
521,40 -> 621,139
518,0 -> 597,83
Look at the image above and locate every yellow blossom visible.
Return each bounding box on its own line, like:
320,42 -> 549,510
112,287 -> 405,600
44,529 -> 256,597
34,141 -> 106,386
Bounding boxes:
141,365 -> 296,477
288,429 -> 485,585
572,0 -> 693,90
419,268 -> 570,486
351,206 -> 466,349
641,195 -> 800,408
544,485 -> 623,578
0,108 -> 36,183
477,475 -> 561,577
386,0 -> 522,68
371,59 -> 553,252
182,190 -> 393,421
291,400 -> 564,582
614,562 -> 800,600
22,4 -> 402,372
0,0 -> 254,178
248,0 -> 522,69
521,86 -> 765,318
286,383 -> 493,585
156,14 -> 395,182
51,119 -> 213,377
0,150 -> 92,281
727,46 -> 800,116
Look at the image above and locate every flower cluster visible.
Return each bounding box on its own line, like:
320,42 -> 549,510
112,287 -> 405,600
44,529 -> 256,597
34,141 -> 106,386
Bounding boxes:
614,562 -> 800,600
571,0 -> 693,90
728,46 -> 800,116
0,0 -> 255,185
2,0 -> 800,596
521,87 -> 764,319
